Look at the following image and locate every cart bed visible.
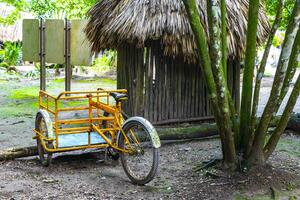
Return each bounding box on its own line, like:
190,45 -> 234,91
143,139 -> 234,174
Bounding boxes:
57,132 -> 106,148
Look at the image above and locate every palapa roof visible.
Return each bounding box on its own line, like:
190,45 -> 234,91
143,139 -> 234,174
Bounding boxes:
85,0 -> 270,62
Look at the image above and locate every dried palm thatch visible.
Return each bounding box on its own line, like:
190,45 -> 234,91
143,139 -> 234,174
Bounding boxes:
85,0 -> 270,62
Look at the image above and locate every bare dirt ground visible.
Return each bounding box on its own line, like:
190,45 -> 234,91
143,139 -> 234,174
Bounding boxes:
0,136 -> 300,200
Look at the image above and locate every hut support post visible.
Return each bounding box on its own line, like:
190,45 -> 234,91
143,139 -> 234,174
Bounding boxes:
39,18 -> 46,91
134,49 -> 144,116
235,60 -> 240,112
65,19 -> 71,92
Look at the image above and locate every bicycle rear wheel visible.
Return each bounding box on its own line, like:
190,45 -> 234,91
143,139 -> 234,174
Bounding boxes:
118,117 -> 159,185
35,113 -> 53,166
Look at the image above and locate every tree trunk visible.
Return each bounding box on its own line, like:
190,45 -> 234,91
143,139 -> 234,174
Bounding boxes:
207,0 -> 236,169
264,74 -> 300,159
0,146 -> 38,161
274,29 -> 300,115
249,1 -> 300,164
182,0 -> 240,169
239,0 -> 260,151
182,0 -> 228,166
181,0 -> 300,169
249,0 -> 283,156
220,0 -> 227,79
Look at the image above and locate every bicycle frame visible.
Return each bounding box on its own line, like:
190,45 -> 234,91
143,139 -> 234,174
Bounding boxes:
33,88 -> 134,154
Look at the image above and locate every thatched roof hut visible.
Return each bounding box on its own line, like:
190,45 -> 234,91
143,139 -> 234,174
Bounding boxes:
85,0 -> 270,124
86,0 -> 270,62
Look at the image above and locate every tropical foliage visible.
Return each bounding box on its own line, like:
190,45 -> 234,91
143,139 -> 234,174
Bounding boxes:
0,41 -> 22,71
0,0 -> 103,72
0,0 -> 26,25
29,0 -> 98,19
91,51 -> 117,72
0,0 -> 98,25
265,0 -> 297,29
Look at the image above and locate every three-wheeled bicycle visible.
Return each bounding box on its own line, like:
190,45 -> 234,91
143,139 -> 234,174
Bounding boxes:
33,88 -> 161,185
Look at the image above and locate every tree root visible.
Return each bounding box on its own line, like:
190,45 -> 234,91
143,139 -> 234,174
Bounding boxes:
192,158 -> 222,172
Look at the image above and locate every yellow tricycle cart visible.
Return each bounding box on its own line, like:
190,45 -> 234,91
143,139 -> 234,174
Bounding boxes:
33,88 -> 161,185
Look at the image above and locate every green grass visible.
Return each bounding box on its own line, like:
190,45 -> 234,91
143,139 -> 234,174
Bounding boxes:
52,78 -> 65,83
9,86 -> 39,100
0,101 -> 38,118
75,77 -> 116,85
0,77 -> 116,118
62,99 -> 89,107
263,72 -> 274,77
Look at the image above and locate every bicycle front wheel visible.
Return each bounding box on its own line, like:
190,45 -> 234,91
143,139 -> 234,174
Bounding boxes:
118,117 -> 160,185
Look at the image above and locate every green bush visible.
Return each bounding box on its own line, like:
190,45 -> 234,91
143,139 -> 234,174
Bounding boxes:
272,35 -> 281,48
0,41 -> 22,71
25,63 -> 40,79
92,50 -> 117,72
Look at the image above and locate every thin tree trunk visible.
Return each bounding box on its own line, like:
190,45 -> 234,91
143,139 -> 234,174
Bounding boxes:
248,0 -> 283,156
249,0 -> 300,164
264,73 -> 300,159
220,0 -> 240,149
220,0 -> 227,79
273,29 -> 300,116
207,0 -> 236,168
239,0 -> 261,151
182,0 -> 231,168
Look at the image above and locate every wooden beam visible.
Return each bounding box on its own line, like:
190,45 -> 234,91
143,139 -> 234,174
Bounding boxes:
0,146 -> 38,161
39,18 -> 46,91
65,19 -> 71,92
153,116 -> 215,125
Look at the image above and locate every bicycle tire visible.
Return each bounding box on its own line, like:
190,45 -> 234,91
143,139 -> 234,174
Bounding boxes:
35,113 -> 53,166
118,117 -> 159,185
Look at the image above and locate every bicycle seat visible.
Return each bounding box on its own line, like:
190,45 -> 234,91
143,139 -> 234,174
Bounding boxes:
110,92 -> 128,101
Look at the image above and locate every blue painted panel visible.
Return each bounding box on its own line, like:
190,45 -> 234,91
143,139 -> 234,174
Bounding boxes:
58,132 -> 106,148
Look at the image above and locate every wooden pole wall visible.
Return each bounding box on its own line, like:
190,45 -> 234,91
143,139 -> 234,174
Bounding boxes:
117,42 -> 240,124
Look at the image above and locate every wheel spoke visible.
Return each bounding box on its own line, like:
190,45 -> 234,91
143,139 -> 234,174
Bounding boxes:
120,123 -> 156,182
